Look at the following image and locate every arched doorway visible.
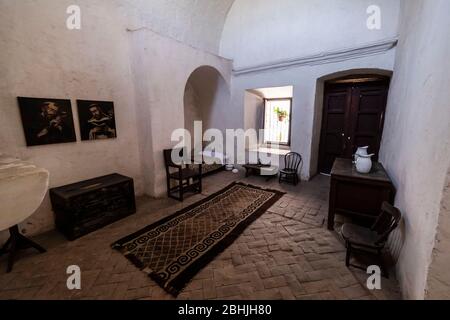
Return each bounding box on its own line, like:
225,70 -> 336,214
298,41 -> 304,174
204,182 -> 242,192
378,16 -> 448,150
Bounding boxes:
311,69 -> 393,175
183,66 -> 230,147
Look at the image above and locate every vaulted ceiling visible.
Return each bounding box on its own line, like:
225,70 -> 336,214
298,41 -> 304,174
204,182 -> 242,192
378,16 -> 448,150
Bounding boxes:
123,0 -> 236,54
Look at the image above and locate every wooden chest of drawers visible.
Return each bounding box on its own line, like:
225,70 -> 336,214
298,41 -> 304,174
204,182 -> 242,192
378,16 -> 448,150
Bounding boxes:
328,158 -> 395,230
50,174 -> 136,240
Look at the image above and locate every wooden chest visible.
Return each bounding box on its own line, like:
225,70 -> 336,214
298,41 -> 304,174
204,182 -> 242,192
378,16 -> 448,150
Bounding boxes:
328,158 -> 395,230
50,174 -> 136,240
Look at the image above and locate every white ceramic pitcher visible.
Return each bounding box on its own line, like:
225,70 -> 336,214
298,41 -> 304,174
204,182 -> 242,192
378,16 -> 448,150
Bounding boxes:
356,153 -> 375,174
354,146 -> 369,163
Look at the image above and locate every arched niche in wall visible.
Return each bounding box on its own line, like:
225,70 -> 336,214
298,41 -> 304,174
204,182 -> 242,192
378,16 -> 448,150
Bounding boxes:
310,68 -> 393,176
183,66 -> 231,146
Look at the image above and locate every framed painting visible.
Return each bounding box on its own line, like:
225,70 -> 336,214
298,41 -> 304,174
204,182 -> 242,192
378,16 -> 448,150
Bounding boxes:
17,97 -> 77,146
77,100 -> 117,141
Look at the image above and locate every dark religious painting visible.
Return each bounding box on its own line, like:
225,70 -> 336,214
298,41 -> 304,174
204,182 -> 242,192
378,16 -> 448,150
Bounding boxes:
77,100 -> 117,141
17,97 -> 77,147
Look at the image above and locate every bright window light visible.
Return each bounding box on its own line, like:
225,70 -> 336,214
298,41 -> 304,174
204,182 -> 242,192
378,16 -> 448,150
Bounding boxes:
264,99 -> 292,145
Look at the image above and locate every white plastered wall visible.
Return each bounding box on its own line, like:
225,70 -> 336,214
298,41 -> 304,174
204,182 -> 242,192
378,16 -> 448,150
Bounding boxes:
129,29 -> 232,197
220,0 -> 400,68
378,0 -> 450,300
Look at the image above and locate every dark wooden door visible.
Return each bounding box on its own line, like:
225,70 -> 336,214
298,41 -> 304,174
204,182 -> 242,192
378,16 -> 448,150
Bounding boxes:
318,79 -> 389,174
318,84 -> 352,174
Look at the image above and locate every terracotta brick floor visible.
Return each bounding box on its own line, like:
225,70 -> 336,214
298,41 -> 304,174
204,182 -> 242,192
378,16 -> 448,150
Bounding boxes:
0,171 -> 401,300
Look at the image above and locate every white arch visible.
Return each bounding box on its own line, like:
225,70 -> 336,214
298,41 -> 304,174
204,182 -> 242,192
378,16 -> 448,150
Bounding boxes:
183,65 -> 231,138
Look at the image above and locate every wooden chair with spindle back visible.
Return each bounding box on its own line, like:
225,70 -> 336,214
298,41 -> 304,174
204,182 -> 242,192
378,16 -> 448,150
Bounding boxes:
279,152 -> 303,185
340,201 -> 402,278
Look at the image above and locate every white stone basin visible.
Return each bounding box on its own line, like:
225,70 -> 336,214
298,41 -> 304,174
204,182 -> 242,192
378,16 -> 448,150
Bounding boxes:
0,164 -> 38,179
0,154 -> 22,165
0,167 -> 49,232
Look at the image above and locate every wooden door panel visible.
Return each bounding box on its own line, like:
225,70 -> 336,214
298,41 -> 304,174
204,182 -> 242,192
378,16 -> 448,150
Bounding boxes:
358,91 -> 386,112
350,83 -> 389,159
327,93 -> 347,112
318,87 -> 350,173
324,134 -> 343,153
326,113 -> 346,132
355,114 -> 380,132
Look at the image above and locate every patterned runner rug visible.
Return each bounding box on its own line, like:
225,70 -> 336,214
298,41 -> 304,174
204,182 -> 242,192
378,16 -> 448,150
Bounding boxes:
112,182 -> 285,296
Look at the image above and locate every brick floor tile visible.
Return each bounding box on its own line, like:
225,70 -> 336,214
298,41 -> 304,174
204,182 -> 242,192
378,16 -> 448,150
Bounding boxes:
248,271 -> 265,291
263,276 -> 287,289
278,286 -> 296,300
255,262 -> 272,279
216,285 -> 241,298
296,293 -> 323,300
202,279 -> 217,299
125,287 -> 152,300
270,265 -> 292,276
342,284 -> 370,299
303,280 -> 330,294
334,274 -> 360,288
283,274 -> 306,296
231,253 -> 244,266
247,240 -> 267,249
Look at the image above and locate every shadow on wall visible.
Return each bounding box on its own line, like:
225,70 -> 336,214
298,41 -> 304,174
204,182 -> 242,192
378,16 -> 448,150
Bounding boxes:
183,65 -> 231,147
388,220 -> 406,267
426,169 -> 450,299
310,68 -> 393,177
